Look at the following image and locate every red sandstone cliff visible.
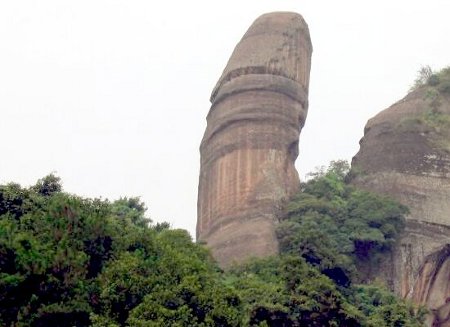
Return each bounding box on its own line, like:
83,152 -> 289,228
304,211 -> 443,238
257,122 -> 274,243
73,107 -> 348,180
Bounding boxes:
197,12 -> 312,267
351,71 -> 450,326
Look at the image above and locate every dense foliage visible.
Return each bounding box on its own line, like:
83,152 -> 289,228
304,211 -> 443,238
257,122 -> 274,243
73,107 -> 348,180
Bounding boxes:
0,168 -> 426,326
225,161 -> 425,326
278,161 -> 407,283
0,175 -> 241,326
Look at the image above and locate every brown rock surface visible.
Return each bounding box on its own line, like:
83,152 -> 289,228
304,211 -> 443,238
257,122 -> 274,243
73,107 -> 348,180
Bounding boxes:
351,73 -> 450,326
411,245 -> 450,327
197,12 -> 312,267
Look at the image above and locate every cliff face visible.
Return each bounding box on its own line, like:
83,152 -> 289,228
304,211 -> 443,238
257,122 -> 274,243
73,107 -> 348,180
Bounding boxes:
412,244 -> 450,327
197,12 -> 312,267
351,73 -> 450,326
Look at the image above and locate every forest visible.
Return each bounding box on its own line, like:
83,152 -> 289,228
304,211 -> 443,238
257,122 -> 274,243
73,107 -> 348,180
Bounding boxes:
0,162 -> 426,326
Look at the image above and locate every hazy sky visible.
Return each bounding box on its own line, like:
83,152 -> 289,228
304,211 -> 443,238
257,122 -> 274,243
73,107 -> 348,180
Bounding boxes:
1,1 -> 449,237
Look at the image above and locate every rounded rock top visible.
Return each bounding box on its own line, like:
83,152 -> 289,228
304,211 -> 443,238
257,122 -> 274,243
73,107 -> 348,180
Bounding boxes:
243,12 -> 311,40
211,11 -> 312,103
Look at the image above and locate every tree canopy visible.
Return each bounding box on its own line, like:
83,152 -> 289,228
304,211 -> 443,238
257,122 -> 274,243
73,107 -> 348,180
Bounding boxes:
0,167 -> 426,326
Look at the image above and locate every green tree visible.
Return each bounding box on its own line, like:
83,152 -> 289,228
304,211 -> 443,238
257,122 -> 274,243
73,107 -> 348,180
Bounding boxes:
278,161 -> 407,284
0,170 -> 425,327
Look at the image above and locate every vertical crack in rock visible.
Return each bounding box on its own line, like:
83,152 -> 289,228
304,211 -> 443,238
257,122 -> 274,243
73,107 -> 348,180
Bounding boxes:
197,12 -> 312,267
351,81 -> 450,326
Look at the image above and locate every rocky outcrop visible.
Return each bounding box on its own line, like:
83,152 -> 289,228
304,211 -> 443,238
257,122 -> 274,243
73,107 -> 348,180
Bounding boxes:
197,12 -> 312,267
411,244 -> 450,327
351,71 -> 450,326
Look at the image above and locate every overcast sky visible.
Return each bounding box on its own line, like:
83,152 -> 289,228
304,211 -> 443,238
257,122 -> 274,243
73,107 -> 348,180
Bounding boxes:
1,1 -> 449,237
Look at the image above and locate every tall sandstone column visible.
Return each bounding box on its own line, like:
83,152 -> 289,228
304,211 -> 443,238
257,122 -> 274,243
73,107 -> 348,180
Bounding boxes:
351,77 -> 450,326
197,12 -> 312,267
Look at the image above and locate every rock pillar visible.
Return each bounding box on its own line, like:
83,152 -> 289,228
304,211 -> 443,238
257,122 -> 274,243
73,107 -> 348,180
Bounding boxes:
197,12 -> 312,267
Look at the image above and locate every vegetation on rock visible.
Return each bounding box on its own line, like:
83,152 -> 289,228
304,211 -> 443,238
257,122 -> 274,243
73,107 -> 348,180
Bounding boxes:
411,65 -> 450,94
0,168 -> 426,326
225,161 -> 425,326
278,161 -> 407,283
397,66 -> 450,152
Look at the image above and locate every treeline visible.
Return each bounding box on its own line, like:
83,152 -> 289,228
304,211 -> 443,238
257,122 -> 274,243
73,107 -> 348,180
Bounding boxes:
0,164 -> 426,326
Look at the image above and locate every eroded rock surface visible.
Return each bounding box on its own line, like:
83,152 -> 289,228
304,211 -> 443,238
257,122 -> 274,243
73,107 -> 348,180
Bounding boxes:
351,74 -> 450,325
411,245 -> 450,327
197,12 -> 312,267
